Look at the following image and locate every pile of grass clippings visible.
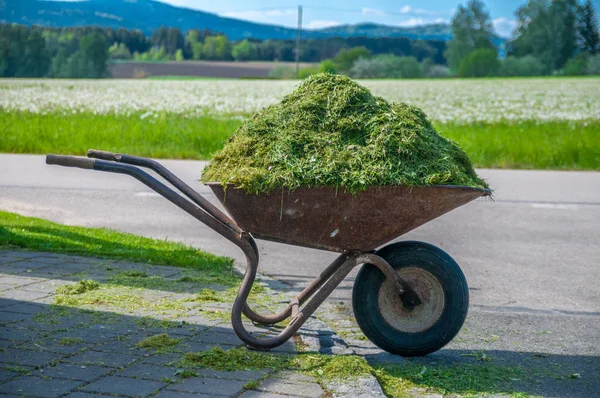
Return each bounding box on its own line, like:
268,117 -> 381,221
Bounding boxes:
202,74 -> 488,193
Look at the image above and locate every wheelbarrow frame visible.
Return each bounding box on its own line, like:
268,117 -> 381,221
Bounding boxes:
46,150 -> 420,350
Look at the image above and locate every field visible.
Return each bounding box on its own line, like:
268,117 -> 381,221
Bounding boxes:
110,61 -> 315,79
1,77 -> 599,169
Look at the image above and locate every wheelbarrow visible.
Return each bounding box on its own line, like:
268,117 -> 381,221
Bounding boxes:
46,150 -> 490,356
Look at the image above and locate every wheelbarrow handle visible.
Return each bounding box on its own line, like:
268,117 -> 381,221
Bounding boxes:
46,154 -> 96,170
86,149 -> 241,235
87,149 -> 122,162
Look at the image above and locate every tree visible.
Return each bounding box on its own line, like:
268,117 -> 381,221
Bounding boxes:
186,29 -> 203,60
446,0 -> 495,71
109,42 -> 131,60
578,0 -> 600,54
80,33 -> 109,78
166,28 -> 184,56
232,40 -> 257,61
458,48 -> 500,77
21,30 -> 50,77
333,47 -> 371,72
511,0 -> 579,71
202,35 -> 231,60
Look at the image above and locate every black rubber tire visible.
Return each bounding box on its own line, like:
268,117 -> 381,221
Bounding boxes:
352,241 -> 469,356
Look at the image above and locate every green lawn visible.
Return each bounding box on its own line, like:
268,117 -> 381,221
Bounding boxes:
0,211 -> 232,271
1,110 -> 598,170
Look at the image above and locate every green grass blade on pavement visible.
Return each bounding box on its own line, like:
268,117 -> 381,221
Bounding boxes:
0,211 -> 232,271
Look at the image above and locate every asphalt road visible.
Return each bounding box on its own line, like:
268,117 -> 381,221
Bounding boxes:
1,154 -> 599,396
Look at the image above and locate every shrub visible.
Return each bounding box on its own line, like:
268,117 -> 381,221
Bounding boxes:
459,49 -> 500,77
586,54 -> 600,75
298,66 -> 319,79
268,65 -> 296,79
319,59 -> 337,74
349,57 -> 387,78
562,54 -> 588,76
424,64 -> 452,78
334,47 -> 371,72
349,55 -> 423,79
501,55 -> 546,77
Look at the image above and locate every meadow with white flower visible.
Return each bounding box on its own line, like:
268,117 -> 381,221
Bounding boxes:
1,77 -> 598,169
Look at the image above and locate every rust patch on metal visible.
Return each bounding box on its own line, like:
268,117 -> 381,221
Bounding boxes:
207,184 -> 490,252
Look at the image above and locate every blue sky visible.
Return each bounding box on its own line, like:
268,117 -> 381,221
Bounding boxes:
158,1 -> 535,37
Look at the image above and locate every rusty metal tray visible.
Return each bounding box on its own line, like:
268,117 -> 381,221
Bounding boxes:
207,184 -> 490,252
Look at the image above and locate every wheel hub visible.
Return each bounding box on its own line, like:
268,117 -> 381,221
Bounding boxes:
377,267 -> 445,333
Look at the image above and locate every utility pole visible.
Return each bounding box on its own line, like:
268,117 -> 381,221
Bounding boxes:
295,5 -> 303,77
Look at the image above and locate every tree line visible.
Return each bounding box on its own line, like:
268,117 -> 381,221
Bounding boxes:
1,0 -> 598,79
0,24 -> 447,78
447,0 -> 599,77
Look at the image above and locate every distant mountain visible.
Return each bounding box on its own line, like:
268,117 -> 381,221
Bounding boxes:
319,23 -> 454,42
0,0 -> 501,44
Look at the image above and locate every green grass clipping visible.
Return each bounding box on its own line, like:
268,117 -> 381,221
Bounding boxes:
202,74 -> 488,193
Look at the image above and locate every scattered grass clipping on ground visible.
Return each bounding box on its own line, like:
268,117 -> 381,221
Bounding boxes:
0,211 -> 233,272
202,74 -> 488,193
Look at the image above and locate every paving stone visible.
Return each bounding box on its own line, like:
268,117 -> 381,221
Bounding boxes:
53,328 -> 122,343
65,393 -> 116,398
0,376 -> 82,397
117,363 -> 177,380
0,290 -> 50,302
0,326 -> 40,341
256,378 -> 325,397
0,369 -> 20,382
272,371 -> 316,383
24,257 -> 71,265
197,331 -> 242,346
36,363 -> 112,381
178,340 -> 211,352
166,377 -> 247,396
19,268 -> 79,278
82,375 -> 166,397
19,279 -> 73,293
1,303 -> 50,315
142,353 -> 181,366
195,368 -> 270,381
17,336 -> 91,355
154,391 -> 212,398
0,340 -> 14,348
0,311 -> 32,324
0,251 -> 42,259
0,348 -> 59,367
0,256 -> 24,265
15,316 -> 87,332
0,276 -> 40,288
0,284 -> 17,292
239,391 -> 294,398
66,350 -> 140,368
2,261 -> 53,270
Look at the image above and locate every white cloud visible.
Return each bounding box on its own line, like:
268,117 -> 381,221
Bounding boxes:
361,8 -> 386,17
493,17 -> 517,37
220,9 -> 295,25
400,6 -> 412,14
266,9 -> 296,17
305,20 -> 341,29
397,18 -> 425,27
400,5 -> 441,17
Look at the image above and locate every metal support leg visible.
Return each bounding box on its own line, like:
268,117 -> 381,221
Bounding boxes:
230,250 -> 410,350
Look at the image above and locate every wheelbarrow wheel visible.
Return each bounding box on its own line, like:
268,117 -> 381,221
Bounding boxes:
352,241 -> 468,356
